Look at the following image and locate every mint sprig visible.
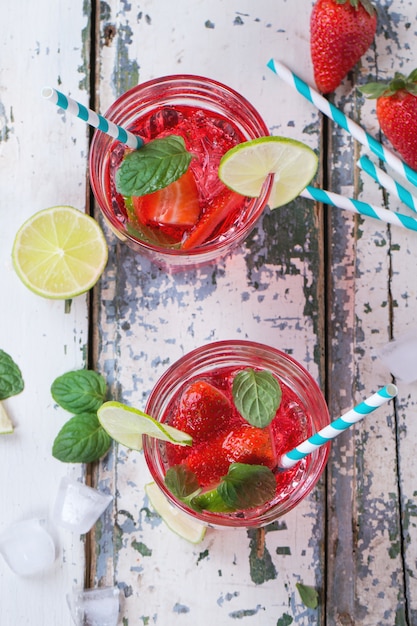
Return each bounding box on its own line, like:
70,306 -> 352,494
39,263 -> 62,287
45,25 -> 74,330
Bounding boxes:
51,369 -> 111,463
165,463 -> 276,513
116,135 -> 192,197
0,349 -> 24,400
232,368 -> 282,428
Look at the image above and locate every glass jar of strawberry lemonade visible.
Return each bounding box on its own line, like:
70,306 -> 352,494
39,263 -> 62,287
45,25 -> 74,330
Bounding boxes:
143,340 -> 330,528
89,75 -> 272,270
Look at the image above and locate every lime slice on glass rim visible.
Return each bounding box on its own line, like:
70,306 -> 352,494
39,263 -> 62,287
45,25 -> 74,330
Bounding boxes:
97,401 -> 192,451
12,205 -> 108,299
145,481 -> 207,544
218,136 -> 318,209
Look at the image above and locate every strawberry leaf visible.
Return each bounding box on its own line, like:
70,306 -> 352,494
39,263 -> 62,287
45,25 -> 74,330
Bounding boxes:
361,69 -> 417,98
116,135 -> 192,197
232,368 -> 282,428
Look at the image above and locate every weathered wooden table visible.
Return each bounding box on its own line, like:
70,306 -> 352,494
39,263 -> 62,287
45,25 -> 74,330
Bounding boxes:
1,1 -> 417,624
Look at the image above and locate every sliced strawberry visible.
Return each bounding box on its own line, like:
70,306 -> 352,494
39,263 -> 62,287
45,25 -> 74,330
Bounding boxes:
171,380 -> 233,443
222,424 -> 276,469
131,169 -> 200,227
181,187 -> 244,250
184,433 -> 231,488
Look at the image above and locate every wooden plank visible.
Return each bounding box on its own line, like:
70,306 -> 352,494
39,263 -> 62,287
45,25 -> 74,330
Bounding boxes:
325,0 -> 417,623
91,1 -> 327,624
0,2 -> 91,623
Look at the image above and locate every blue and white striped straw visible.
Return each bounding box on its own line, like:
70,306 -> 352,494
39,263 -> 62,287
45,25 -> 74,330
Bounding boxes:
279,384 -> 398,469
358,155 -> 417,214
267,59 -> 417,189
42,87 -> 144,150
301,186 -> 417,233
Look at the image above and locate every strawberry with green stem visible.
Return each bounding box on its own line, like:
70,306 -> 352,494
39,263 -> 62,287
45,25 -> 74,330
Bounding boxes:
310,0 -> 377,94
361,70 -> 417,171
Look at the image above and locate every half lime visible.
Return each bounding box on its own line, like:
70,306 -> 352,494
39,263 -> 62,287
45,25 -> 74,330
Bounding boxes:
218,136 -> 318,209
12,205 -> 108,299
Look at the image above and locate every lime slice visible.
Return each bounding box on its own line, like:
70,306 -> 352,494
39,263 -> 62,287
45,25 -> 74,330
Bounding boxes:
12,206 -> 108,299
97,401 -> 192,450
0,402 -> 14,434
145,481 -> 207,543
218,136 -> 318,209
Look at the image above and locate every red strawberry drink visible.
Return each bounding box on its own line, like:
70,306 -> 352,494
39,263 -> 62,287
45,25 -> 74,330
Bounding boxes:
89,76 -> 272,270
143,341 -> 330,528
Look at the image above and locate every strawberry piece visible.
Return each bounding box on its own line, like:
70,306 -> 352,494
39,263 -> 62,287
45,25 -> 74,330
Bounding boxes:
375,75 -> 417,171
172,380 -> 234,443
310,0 -> 377,94
181,187 -> 244,250
222,425 -> 276,469
131,169 -> 200,227
185,434 -> 231,488
183,424 -> 276,488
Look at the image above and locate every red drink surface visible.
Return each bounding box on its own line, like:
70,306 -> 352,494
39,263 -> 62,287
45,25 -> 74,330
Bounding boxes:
107,104 -> 250,249
161,366 -> 312,512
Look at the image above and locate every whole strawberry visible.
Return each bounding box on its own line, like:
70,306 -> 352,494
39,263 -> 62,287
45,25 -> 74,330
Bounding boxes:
361,70 -> 417,171
310,0 -> 377,94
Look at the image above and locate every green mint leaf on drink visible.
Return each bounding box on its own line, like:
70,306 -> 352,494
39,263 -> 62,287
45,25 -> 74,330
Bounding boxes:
295,582 -> 319,609
52,413 -> 112,463
116,135 -> 192,197
217,463 -> 276,509
51,370 -> 107,414
0,349 -> 24,400
232,368 -> 282,428
191,488 -> 234,513
165,465 -> 201,501
166,462 -> 276,513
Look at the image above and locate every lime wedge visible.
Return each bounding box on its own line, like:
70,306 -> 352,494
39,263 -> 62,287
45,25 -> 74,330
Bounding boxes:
145,481 -> 207,543
218,136 -> 318,209
0,402 -> 14,434
97,401 -> 192,450
12,206 -> 108,299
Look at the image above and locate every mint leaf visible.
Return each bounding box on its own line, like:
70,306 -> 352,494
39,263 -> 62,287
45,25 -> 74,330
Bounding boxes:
0,349 -> 24,400
116,135 -> 192,197
217,463 -> 276,509
165,465 -> 200,499
232,369 -> 282,427
296,583 -> 318,609
51,370 -> 107,414
165,463 -> 276,513
191,488 -> 234,513
52,413 -> 112,463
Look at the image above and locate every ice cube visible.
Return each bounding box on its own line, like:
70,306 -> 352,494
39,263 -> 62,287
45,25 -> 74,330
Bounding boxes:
0,518 -> 56,576
377,329 -> 417,384
53,477 -> 112,534
67,586 -> 120,626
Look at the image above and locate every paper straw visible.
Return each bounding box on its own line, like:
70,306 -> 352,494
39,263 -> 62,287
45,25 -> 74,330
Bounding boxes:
358,155 -> 417,213
301,186 -> 417,233
267,59 -> 417,189
279,384 -> 398,469
42,87 -> 143,150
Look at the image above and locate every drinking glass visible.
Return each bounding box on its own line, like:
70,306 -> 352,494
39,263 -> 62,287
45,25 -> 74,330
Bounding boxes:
143,340 -> 330,528
89,75 -> 272,270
